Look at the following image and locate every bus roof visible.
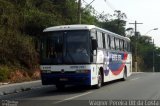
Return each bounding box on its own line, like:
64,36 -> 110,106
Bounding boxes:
43,24 -> 95,32
43,24 -> 130,41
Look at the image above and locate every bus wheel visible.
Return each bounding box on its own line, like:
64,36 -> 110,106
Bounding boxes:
95,71 -> 102,89
56,84 -> 65,90
122,67 -> 127,81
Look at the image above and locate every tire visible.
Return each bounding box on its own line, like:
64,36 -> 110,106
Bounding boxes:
56,84 -> 65,90
122,67 -> 127,81
95,71 -> 102,89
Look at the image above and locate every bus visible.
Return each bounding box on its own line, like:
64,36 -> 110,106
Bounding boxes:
40,24 -> 132,89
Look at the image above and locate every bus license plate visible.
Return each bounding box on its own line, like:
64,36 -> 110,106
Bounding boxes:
59,78 -> 68,81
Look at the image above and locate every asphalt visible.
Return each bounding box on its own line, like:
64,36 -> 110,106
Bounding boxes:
0,80 -> 42,96
1,72 -> 160,106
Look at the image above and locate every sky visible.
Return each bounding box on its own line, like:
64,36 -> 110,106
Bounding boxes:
82,0 -> 160,47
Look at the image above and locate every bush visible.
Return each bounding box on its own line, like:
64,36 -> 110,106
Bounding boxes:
0,66 -> 9,81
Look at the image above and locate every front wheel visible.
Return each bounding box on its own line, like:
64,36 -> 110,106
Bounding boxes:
95,71 -> 102,89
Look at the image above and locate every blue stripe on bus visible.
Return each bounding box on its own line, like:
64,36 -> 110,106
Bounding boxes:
41,73 -> 91,85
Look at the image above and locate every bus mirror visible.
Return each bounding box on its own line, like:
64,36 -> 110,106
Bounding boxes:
92,39 -> 98,50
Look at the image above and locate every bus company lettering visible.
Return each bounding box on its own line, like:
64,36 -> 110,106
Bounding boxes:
42,66 -> 51,70
111,54 -> 122,61
70,66 -> 86,69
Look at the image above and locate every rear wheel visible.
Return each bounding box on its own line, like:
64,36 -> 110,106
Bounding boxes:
95,71 -> 102,89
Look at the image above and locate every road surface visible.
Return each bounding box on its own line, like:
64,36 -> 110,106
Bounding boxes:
0,72 -> 160,106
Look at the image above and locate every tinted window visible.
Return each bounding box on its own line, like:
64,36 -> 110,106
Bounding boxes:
115,38 -> 120,50
107,35 -> 111,49
105,34 -> 109,49
124,41 -> 128,51
40,30 -> 90,65
110,36 -> 115,50
119,39 -> 124,51
102,33 -> 106,49
97,31 -> 103,48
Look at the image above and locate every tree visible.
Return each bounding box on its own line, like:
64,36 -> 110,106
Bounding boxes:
100,10 -> 127,36
113,10 -> 127,35
130,35 -> 160,72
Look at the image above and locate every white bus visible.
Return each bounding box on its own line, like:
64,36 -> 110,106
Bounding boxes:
40,25 -> 132,89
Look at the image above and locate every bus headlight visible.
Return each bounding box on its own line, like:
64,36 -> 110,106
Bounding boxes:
76,70 -> 90,73
41,70 -> 51,73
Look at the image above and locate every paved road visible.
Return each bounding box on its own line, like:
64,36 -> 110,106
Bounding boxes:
0,72 -> 160,106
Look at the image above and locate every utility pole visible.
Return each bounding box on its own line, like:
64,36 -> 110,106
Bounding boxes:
77,0 -> 96,24
129,21 -> 143,72
78,0 -> 81,24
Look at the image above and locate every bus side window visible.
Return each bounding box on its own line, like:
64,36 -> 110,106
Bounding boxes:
110,36 -> 115,50
105,34 -> 109,49
119,39 -> 121,50
91,29 -> 97,39
115,38 -> 120,50
107,35 -> 111,49
97,31 -> 103,48
102,33 -> 106,49
124,41 -> 127,51
119,39 -> 124,51
90,29 -> 97,63
114,38 -> 116,50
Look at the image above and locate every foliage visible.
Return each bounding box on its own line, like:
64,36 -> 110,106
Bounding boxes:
0,0 -> 101,81
100,10 -> 127,36
130,35 -> 160,72
0,66 -> 9,81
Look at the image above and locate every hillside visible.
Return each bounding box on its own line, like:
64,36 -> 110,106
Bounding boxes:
0,0 -> 98,82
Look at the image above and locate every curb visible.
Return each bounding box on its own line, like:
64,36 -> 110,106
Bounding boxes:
0,80 -> 41,96
132,72 -> 144,74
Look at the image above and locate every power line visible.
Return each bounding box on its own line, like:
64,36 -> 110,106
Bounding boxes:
104,0 -> 116,12
85,0 -> 95,9
82,0 -> 137,26
82,0 -> 88,5
82,0 -> 105,18
104,0 -> 135,23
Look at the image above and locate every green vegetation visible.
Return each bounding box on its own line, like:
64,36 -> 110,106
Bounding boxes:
0,0 -> 99,82
0,0 -> 159,82
131,36 -> 160,72
0,66 -> 9,81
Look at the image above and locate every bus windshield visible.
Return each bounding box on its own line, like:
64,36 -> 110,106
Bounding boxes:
40,30 -> 90,65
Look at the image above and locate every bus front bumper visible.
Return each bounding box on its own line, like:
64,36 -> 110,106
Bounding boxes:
41,73 -> 91,85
